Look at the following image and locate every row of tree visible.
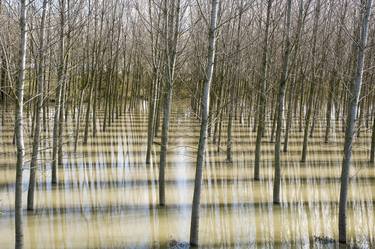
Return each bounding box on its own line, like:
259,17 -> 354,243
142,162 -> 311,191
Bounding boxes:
0,0 -> 374,248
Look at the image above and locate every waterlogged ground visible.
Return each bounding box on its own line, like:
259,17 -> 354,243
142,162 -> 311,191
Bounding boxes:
0,105 -> 374,249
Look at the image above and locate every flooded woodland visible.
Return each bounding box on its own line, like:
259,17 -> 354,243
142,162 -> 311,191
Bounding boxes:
0,104 -> 374,249
1,0 -> 375,248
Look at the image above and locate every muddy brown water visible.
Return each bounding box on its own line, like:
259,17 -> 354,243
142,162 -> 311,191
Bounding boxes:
0,106 -> 374,249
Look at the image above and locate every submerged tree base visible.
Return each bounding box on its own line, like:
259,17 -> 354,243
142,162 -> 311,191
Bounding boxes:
168,240 -> 190,249
313,235 -> 336,244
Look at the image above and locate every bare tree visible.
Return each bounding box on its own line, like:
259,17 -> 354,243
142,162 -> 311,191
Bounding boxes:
15,0 -> 28,247
338,0 -> 372,243
159,0 -> 181,206
190,0 -> 220,246
254,0 -> 272,180
52,0 -> 67,185
300,0 -> 320,163
273,0 -> 292,204
27,0 -> 49,211
226,0 -> 243,163
145,0 -> 162,164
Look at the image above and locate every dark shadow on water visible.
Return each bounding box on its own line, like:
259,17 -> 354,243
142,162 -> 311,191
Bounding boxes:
1,200 -> 374,217
1,175 -> 375,191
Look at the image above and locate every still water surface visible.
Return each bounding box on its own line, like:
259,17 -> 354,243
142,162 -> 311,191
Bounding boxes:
0,106 -> 374,248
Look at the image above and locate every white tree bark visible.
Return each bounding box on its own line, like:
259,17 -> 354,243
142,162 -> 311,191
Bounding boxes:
15,0 -> 28,247
190,0 -> 220,246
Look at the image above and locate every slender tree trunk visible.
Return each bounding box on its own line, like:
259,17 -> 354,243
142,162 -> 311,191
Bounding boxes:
83,78 -> 93,145
301,0 -> 320,163
213,78 -> 224,144
273,0 -> 291,204
325,75 -> 334,143
190,0 -> 219,245
254,0 -> 272,180
27,0 -> 48,211
52,0 -> 66,185
226,4 -> 243,162
357,96 -> 365,138
159,84 -> 172,205
154,81 -> 162,137
370,114 -> 375,163
74,88 -> 85,152
146,77 -> 157,164
226,98 -> 234,162
270,104 -> 277,143
159,0 -> 180,206
252,93 -> 259,132
283,0 -> 306,152
283,74 -> 295,152
146,0 -> 160,164
15,0 -> 28,247
217,96 -> 224,152
58,70 -> 67,167
339,0 -> 372,243
298,77 -> 304,132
